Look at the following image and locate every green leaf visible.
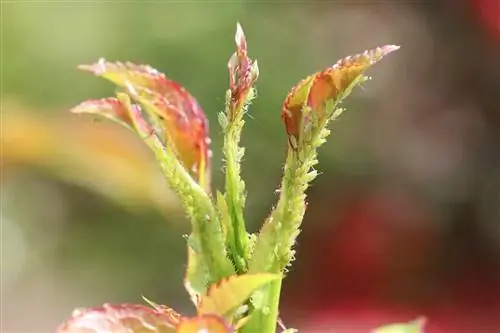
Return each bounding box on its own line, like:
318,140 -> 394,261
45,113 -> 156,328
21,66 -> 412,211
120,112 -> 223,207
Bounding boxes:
245,44 -> 400,333
251,45 -> 401,274
371,317 -> 426,333
239,279 -> 282,333
198,273 -> 281,316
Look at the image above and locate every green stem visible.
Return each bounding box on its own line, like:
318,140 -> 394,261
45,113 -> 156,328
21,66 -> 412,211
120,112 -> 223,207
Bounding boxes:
124,94 -> 235,283
240,276 -> 282,333
150,135 -> 234,281
249,79 -> 365,273
221,91 -> 252,273
249,145 -> 315,273
262,279 -> 282,333
224,122 -> 249,271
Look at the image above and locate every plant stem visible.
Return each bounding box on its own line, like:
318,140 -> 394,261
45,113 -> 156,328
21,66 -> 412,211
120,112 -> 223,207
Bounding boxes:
262,279 -> 282,333
249,77 -> 370,273
152,136 -> 234,280
249,145 -> 315,273
240,273 -> 283,333
126,98 -> 235,283
221,91 -> 251,273
224,122 -> 249,271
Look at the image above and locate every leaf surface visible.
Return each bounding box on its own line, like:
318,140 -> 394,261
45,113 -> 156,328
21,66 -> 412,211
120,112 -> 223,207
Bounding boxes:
70,97 -> 133,129
282,45 -> 399,150
56,303 -> 177,333
198,273 -> 280,316
78,60 -> 211,190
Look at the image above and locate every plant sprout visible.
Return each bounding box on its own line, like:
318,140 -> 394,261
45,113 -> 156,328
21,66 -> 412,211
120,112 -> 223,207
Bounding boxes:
56,23 -> 421,333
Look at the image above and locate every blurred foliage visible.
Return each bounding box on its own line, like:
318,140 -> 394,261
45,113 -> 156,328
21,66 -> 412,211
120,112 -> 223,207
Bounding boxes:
3,2 -> 330,220
4,102 -> 180,212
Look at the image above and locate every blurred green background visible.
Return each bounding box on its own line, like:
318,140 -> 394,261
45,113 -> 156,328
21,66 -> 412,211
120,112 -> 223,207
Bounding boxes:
2,1 -> 500,332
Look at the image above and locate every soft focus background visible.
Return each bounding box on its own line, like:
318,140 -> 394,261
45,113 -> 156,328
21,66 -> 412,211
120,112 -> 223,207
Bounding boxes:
2,1 -> 500,332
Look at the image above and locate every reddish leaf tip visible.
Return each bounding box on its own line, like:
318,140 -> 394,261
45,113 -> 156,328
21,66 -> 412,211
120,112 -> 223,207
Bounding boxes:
74,59 -> 212,189
282,44 -> 400,151
227,22 -> 256,118
69,97 -> 133,128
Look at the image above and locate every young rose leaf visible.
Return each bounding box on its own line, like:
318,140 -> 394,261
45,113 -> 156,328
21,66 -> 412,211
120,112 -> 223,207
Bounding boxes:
78,61 -> 198,113
122,94 -> 156,138
197,273 -> 281,316
371,317 -> 426,333
220,23 -> 259,274
56,303 -> 176,333
70,97 -> 133,130
92,86 -> 233,287
227,23 -> 258,119
126,85 -> 211,190
78,60 -> 212,191
308,45 -> 400,113
248,48 -> 400,333
282,45 -> 400,151
281,74 -> 316,149
176,314 -> 233,333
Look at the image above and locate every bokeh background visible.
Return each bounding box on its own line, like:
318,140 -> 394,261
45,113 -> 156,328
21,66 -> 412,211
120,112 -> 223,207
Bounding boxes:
2,1 -> 500,332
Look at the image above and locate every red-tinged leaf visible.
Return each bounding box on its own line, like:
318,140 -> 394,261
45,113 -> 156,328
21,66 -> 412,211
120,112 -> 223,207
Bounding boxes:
227,23 -> 258,118
77,61 -> 206,132
78,60 -> 212,190
176,314 -> 232,333
56,303 -> 177,333
282,45 -> 399,150
70,97 -> 132,129
197,273 -> 281,316
307,45 -> 400,115
281,74 -> 316,149
124,97 -> 156,139
126,86 -> 211,188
